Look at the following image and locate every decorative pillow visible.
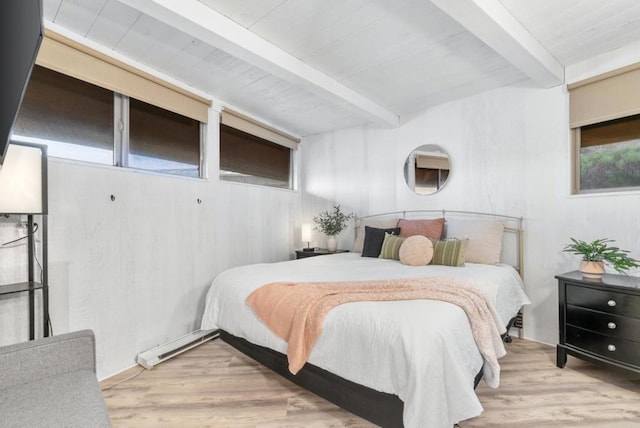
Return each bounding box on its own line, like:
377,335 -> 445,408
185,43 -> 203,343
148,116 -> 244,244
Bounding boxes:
378,233 -> 406,260
361,226 -> 401,258
445,219 -> 504,264
398,218 -> 445,239
430,239 -> 469,267
353,218 -> 400,253
399,235 -> 433,266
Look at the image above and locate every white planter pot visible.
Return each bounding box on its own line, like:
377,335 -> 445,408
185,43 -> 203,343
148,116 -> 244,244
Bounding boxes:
326,236 -> 337,252
579,260 -> 605,279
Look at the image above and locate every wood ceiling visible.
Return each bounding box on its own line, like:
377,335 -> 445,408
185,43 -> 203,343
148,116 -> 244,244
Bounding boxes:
43,0 -> 640,137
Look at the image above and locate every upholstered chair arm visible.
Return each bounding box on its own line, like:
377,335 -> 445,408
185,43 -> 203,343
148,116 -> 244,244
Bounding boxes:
0,330 -> 96,391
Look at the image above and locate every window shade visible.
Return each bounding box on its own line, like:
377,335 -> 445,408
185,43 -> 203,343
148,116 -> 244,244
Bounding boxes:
569,62 -> 640,128
35,30 -> 210,123
580,114 -> 640,148
220,124 -> 290,182
129,98 -> 200,164
221,109 -> 299,150
15,66 -> 114,152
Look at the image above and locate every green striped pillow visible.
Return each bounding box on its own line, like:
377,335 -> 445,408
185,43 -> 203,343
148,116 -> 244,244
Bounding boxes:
430,239 -> 469,267
378,233 -> 406,260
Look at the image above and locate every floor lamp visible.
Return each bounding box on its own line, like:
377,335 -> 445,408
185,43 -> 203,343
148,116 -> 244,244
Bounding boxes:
0,141 -> 49,339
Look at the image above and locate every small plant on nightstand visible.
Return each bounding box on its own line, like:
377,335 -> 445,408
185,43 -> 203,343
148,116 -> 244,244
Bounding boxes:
563,238 -> 639,279
313,205 -> 354,252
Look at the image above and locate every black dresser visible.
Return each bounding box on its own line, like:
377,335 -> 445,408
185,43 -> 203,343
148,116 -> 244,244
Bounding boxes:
556,271 -> 640,374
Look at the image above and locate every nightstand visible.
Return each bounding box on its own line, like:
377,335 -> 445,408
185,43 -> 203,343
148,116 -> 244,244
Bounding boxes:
556,271 -> 640,374
295,249 -> 349,259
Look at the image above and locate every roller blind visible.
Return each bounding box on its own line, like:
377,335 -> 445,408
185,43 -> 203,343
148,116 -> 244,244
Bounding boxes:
129,98 -> 200,164
35,30 -> 210,123
569,62 -> 640,128
15,66 -> 114,152
220,124 -> 290,182
416,154 -> 449,170
221,109 -> 299,150
580,114 -> 640,148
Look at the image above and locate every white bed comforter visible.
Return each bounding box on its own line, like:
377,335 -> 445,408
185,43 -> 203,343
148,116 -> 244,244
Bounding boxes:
201,253 -> 530,428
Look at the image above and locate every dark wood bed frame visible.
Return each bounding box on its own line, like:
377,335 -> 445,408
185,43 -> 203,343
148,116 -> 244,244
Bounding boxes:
221,325 -> 516,428
221,330 -> 405,427
219,211 -> 524,427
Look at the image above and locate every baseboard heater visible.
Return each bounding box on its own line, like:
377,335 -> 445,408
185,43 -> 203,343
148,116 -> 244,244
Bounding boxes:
137,329 -> 219,369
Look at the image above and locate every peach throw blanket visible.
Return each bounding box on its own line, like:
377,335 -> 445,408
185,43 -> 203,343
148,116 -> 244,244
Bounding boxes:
246,277 -> 507,384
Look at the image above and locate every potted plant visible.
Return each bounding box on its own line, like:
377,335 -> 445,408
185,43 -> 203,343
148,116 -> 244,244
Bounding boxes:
563,238 -> 639,279
313,205 -> 354,252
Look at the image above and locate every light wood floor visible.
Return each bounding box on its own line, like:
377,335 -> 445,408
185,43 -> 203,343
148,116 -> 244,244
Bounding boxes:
102,338 -> 640,427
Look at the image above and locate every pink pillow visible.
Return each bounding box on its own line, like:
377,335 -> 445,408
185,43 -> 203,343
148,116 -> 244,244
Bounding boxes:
399,218 -> 444,239
399,235 -> 434,266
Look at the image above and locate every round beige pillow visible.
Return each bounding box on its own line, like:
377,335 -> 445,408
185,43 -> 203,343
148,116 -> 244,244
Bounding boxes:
399,235 -> 434,266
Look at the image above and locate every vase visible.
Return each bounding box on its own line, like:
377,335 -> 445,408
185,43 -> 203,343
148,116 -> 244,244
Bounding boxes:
579,260 -> 605,279
327,236 -> 337,252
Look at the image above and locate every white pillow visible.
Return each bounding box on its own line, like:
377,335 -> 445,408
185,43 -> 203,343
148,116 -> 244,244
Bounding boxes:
352,218 -> 400,253
444,219 -> 504,264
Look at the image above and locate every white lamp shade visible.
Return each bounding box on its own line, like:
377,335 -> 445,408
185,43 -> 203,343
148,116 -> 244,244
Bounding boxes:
0,143 -> 44,214
301,223 -> 312,243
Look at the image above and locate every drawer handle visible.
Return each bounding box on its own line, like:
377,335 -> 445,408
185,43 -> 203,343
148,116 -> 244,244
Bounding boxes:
607,300 -> 616,307
608,322 -> 617,329
608,344 -> 616,352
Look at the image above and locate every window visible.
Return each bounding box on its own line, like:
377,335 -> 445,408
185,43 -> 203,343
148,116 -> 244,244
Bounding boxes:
129,99 -> 201,177
569,62 -> 640,193
12,30 -> 210,178
219,110 -> 299,189
14,66 -> 204,178
574,115 -> 640,192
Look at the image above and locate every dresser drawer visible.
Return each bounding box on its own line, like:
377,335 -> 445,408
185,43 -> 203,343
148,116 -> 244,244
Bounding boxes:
566,284 -> 640,318
567,325 -> 640,368
567,305 -> 640,342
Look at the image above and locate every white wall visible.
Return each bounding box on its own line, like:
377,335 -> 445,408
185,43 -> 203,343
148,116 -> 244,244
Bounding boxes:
522,87 -> 640,344
300,85 -> 640,346
301,87 -> 529,250
0,111 -> 300,379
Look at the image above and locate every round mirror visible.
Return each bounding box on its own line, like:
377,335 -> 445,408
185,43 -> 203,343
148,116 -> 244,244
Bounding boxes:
403,144 -> 451,195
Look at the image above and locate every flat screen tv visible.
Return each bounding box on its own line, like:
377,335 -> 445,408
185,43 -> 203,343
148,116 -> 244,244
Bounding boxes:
0,0 -> 43,165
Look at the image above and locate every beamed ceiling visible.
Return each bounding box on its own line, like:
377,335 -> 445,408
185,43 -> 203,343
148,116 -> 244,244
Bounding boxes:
44,0 -> 640,137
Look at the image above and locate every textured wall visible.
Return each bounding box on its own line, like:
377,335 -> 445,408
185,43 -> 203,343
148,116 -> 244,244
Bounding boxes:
0,111 -> 300,379
300,85 -> 640,346
522,87 -> 640,344
300,87 -> 529,251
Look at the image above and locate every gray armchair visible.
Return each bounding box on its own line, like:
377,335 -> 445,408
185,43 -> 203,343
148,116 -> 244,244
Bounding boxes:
0,330 -> 111,427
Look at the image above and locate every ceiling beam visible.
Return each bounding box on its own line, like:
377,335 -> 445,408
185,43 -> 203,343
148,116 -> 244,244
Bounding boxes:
430,0 -> 564,88
118,0 -> 399,128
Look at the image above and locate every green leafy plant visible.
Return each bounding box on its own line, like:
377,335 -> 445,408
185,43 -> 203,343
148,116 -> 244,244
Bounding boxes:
563,238 -> 639,273
313,205 -> 354,236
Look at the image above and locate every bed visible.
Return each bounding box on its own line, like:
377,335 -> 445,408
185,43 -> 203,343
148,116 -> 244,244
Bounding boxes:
201,210 -> 530,427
